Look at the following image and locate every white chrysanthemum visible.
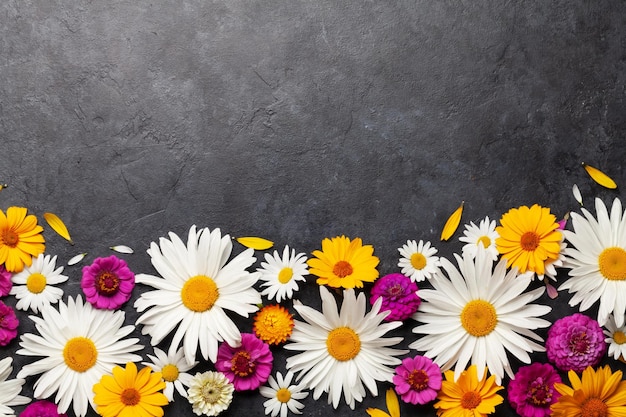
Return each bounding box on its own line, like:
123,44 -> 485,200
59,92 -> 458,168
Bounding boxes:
260,371 -> 309,417
258,245 -> 308,303
410,248 -> 551,383
560,198 -> 626,327
603,314 -> 626,361
187,371 -> 234,417
142,346 -> 197,401
134,226 -> 261,365
285,286 -> 407,409
16,295 -> 142,417
397,239 -> 441,282
10,254 -> 68,313
0,357 -> 29,416
458,216 -> 500,261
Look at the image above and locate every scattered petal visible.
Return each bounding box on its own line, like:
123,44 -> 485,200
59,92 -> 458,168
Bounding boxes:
546,282 -> 558,299
582,162 -> 617,189
0,183 -> 7,192
572,184 -> 583,206
235,236 -> 274,250
110,245 -> 134,254
557,212 -> 569,230
440,201 -> 464,241
43,212 -> 73,245
67,253 -> 87,266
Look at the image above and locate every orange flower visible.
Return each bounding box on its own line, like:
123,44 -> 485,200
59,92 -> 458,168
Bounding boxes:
0,207 -> 45,272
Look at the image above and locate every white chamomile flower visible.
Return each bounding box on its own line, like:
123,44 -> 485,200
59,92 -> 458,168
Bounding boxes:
604,314 -> 626,361
285,286 -> 407,409
16,295 -> 142,417
258,245 -> 308,303
260,371 -> 309,417
458,216 -> 500,261
398,239 -> 441,282
134,225 -> 261,365
10,253 -> 68,313
0,357 -> 29,416
142,346 -> 198,401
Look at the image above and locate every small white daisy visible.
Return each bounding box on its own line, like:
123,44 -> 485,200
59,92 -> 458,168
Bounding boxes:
16,295 -> 143,417
142,346 -> 198,401
258,245 -> 308,303
603,314 -> 626,361
458,216 -> 500,261
10,253 -> 68,313
187,371 -> 234,417
285,286 -> 407,409
397,239 -> 441,282
0,357 -> 29,416
260,371 -> 309,417
134,226 -> 261,365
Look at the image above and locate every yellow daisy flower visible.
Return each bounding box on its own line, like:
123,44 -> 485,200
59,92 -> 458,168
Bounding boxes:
0,206 -> 45,273
434,365 -> 504,417
307,235 -> 379,289
93,362 -> 168,417
551,365 -> 626,417
495,204 -> 562,276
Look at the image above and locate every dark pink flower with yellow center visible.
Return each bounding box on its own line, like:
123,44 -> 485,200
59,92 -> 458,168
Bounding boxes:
546,313 -> 606,372
0,265 -> 12,296
370,273 -> 420,321
215,333 -> 273,391
507,363 -> 561,417
0,300 -> 18,346
393,355 -> 441,405
81,255 -> 135,310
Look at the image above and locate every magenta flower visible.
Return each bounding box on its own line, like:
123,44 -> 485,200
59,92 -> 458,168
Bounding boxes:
81,255 -> 135,309
507,363 -> 561,417
546,313 -> 606,372
0,301 -> 18,346
20,400 -> 68,417
0,265 -> 11,296
215,332 -> 273,391
392,355 -> 441,405
370,273 -> 421,321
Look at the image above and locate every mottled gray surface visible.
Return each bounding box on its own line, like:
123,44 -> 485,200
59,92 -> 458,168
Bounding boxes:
1,1 -> 626,416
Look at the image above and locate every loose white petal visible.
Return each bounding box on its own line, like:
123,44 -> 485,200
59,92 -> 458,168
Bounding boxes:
572,183 -> 583,206
110,245 -> 134,254
67,253 -> 87,266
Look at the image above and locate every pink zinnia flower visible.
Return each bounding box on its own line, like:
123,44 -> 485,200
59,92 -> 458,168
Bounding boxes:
546,313 -> 606,372
81,255 -> 135,309
507,363 -> 561,417
0,265 -> 11,296
370,273 -> 421,321
216,333 -> 273,391
20,400 -> 68,417
0,300 -> 18,346
392,355 -> 441,405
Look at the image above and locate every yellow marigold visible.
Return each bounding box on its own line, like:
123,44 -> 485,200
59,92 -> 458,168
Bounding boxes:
0,207 -> 45,273
253,304 -> 294,345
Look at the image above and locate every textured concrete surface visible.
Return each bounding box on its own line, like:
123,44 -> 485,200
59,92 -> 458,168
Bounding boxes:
1,1 -> 626,416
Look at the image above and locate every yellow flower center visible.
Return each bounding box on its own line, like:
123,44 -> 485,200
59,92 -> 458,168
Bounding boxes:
2,229 -> 18,247
96,271 -> 120,295
478,236 -> 491,248
461,391 -> 482,410
407,369 -> 429,391
121,388 -> 141,406
326,327 -> 361,361
231,351 -> 255,377
520,231 -> 540,251
63,337 -> 97,372
460,300 -> 497,337
181,275 -> 219,312
598,247 -> 626,281
161,364 -> 179,382
581,397 -> 608,417
201,384 -> 221,404
410,253 -> 427,270
614,331 -> 626,345
26,273 -> 47,294
333,261 -> 353,278
278,267 -> 294,284
276,387 -> 292,403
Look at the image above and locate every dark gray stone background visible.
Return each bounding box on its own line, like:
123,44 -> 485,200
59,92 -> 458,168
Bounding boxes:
1,1 -> 626,416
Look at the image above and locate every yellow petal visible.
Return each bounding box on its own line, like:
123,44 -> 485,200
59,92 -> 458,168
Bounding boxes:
43,212 -> 73,244
235,236 -> 274,250
385,388 -> 400,417
110,245 -> 134,254
583,162 -> 617,189
0,183 -> 7,192
440,201 -> 464,241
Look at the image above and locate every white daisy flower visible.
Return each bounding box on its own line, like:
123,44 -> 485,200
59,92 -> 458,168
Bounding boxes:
285,286 -> 407,409
458,216 -> 500,261
187,371 -> 234,417
134,225 -> 261,365
397,239 -> 441,282
0,357 -> 29,416
260,371 -> 309,417
604,314 -> 626,361
142,346 -> 198,401
560,198 -> 626,327
410,248 -> 551,383
10,253 -> 68,313
258,245 -> 308,303
15,295 -> 142,417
